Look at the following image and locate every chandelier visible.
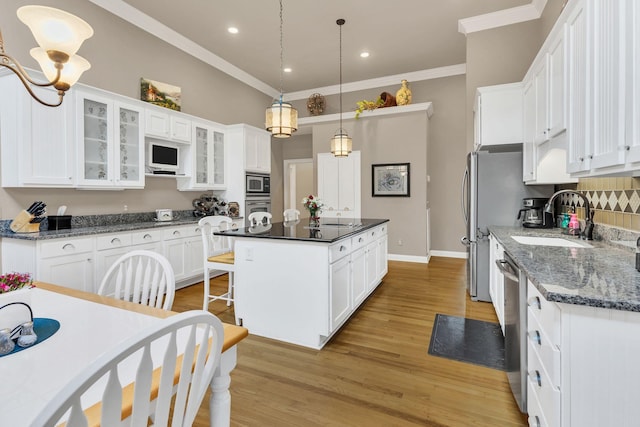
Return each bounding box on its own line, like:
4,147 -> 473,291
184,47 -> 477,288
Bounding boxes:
329,19 -> 352,157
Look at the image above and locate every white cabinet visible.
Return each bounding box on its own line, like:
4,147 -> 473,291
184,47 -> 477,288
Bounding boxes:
162,225 -> 203,282
548,30 -> 566,138
243,126 -> 271,173
523,81 -> 537,182
144,107 -> 191,143
488,234 -> 505,333
626,0 -> 640,164
473,83 -> 523,150
177,122 -> 227,191
75,89 -> 145,189
0,73 -> 75,188
38,237 -> 95,293
94,229 -> 163,282
329,253 -> 351,331
317,151 -> 361,219
532,59 -> 549,145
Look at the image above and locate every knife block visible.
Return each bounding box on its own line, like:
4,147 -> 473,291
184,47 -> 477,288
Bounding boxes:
9,210 -> 40,233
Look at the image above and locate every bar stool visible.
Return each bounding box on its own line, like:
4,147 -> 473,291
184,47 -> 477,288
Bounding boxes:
283,209 -> 300,221
198,216 -> 235,311
248,212 -> 272,226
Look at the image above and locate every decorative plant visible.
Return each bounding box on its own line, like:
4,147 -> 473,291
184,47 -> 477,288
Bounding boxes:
355,96 -> 384,119
0,272 -> 33,294
302,195 -> 324,217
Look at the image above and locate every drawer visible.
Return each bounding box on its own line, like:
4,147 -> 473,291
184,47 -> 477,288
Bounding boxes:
351,233 -> 368,250
329,239 -> 352,263
528,307 -> 561,387
96,233 -> 132,251
527,280 -> 561,347
163,225 -> 200,241
131,229 -> 163,246
527,382 -> 550,427
39,237 -> 94,258
378,223 -> 387,235
527,346 -> 561,427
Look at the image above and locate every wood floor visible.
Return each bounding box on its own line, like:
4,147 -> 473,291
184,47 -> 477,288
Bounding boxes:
172,257 -> 528,427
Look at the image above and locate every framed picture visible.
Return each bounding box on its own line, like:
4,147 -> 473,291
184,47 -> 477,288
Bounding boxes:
372,163 -> 410,197
140,77 -> 181,111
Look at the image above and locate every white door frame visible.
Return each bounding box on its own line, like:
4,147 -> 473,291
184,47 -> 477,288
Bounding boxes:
283,158 -> 313,211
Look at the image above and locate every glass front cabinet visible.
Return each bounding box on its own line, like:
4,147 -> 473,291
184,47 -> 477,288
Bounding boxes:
75,89 -> 145,189
177,121 -> 226,191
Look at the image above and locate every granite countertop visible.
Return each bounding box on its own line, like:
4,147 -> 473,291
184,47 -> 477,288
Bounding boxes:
489,226 -> 640,312
218,218 -> 389,244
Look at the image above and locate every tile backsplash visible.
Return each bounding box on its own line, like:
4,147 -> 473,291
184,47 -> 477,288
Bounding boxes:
558,177 -> 640,231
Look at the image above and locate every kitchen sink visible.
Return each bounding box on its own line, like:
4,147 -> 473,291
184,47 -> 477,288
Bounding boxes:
511,235 -> 593,248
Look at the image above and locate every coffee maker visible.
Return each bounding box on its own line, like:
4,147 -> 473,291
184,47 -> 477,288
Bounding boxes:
517,198 -> 554,228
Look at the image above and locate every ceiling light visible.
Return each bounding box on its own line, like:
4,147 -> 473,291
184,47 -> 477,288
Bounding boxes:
330,19 -> 352,158
283,67 -> 292,73
0,5 -> 93,107
265,0 -> 297,138
228,27 -> 239,34
360,51 -> 370,58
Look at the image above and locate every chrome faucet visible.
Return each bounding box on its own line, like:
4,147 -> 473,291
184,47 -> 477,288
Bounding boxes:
544,190 -> 594,240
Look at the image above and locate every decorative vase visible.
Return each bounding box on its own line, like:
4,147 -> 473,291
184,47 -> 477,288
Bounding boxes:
396,79 -> 412,106
0,288 -> 33,332
379,92 -> 397,108
308,208 -> 320,227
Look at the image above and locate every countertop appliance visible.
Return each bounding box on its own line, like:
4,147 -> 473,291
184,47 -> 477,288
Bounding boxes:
517,198 -> 553,228
496,251 -> 527,413
155,209 -> 173,221
461,150 -> 553,302
246,173 -> 270,196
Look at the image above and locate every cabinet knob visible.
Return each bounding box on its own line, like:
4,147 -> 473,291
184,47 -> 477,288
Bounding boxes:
533,370 -> 542,387
62,243 -> 75,251
527,296 -> 542,310
579,157 -> 584,161
358,237 -> 363,243
111,238 -> 121,245
340,245 -> 347,252
626,145 -> 631,151
588,154 -> 593,159
529,330 -> 542,346
143,234 -> 152,240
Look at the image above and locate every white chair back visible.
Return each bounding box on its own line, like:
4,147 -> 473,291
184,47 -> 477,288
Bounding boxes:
198,216 -> 234,257
31,311 -> 224,427
283,209 -> 300,221
248,211 -> 272,226
98,250 -> 176,311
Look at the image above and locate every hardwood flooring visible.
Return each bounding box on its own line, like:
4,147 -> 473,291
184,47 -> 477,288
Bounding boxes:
172,257 -> 528,427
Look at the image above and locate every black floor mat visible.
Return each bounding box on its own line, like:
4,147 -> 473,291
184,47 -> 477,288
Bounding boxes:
428,314 -> 505,371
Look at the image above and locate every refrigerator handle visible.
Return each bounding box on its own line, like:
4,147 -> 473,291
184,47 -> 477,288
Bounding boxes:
461,167 -> 469,225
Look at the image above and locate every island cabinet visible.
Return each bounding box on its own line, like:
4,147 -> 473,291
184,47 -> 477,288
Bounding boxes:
527,279 -> 640,426
230,220 -> 388,349
488,234 -> 505,333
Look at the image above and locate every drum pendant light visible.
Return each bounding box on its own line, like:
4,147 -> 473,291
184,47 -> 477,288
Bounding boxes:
265,0 -> 297,138
330,19 -> 352,157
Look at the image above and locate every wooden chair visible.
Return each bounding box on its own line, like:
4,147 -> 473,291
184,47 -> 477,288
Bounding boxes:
199,216 -> 235,310
283,208 -> 300,221
98,250 -> 175,311
248,211 -> 272,226
31,310 -> 224,427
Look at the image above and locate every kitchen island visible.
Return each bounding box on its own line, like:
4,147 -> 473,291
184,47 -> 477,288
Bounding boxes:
219,218 -> 389,349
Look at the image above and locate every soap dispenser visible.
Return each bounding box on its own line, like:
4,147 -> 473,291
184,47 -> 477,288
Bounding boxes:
568,213 -> 580,236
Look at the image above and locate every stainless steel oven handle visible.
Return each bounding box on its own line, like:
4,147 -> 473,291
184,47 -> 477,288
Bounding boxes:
495,259 -> 519,282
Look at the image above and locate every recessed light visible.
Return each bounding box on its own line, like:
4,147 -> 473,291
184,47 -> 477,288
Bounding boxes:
283,67 -> 292,73
228,27 -> 239,34
360,51 -> 370,58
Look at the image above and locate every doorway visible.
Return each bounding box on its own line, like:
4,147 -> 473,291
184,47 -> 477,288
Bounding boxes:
283,159 -> 313,213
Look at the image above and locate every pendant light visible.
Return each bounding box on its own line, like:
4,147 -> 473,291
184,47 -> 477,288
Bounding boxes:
265,0 -> 297,138
330,18 -> 352,157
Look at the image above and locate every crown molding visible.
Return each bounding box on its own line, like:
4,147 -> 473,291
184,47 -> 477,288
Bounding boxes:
285,64 -> 466,102
87,0 -> 280,98
458,0 -> 547,35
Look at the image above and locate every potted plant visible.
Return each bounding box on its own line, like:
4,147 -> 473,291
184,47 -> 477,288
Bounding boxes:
0,273 -> 34,332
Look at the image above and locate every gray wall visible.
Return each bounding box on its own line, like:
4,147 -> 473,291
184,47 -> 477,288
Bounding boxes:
0,0 -> 270,220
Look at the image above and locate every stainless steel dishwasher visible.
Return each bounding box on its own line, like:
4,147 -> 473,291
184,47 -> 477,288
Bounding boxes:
496,252 -> 527,413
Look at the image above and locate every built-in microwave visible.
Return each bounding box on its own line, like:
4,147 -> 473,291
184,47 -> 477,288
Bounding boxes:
246,173 -> 270,195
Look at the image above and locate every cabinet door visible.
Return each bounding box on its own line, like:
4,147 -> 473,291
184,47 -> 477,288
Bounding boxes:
589,0 -> 626,170
114,102 -> 144,188
548,29 -> 566,138
212,129 -> 227,189
533,58 -> 549,145
40,254 -> 94,293
145,108 -> 170,139
317,154 -> 340,215
193,124 -> 211,187
489,235 -> 505,333
170,115 -> 191,143
523,80 -> 537,182
76,92 -> 114,186
244,128 -> 271,173
365,241 -> 378,292
566,0 -> 590,173
186,235 -> 204,278
351,247 -> 367,306
317,151 -> 361,218
164,238 -> 189,281
376,235 -> 388,280
329,256 -> 351,331
626,0 -> 640,163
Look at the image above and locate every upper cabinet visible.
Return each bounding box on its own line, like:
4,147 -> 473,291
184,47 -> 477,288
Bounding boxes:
144,106 -> 191,143
75,89 -> 145,189
176,121 -> 227,191
473,83 -> 523,150
317,151 -> 361,219
244,127 -> 271,173
0,73 -> 76,188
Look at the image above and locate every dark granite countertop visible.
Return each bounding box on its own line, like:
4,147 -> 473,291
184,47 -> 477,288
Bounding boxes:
218,218 -> 389,244
489,226 -> 640,312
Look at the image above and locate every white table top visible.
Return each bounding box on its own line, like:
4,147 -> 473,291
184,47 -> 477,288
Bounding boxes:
0,288 -> 162,426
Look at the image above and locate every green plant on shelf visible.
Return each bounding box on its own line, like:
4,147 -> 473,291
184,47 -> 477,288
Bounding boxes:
354,96 -> 384,119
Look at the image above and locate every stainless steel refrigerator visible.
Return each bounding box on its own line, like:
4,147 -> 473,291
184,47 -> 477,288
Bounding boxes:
461,150 -> 553,302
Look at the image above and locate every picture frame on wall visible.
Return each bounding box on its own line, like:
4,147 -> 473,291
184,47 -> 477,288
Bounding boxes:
140,77 -> 182,111
372,163 -> 410,197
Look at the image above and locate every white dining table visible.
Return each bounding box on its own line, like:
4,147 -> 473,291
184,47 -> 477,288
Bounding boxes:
0,282 -> 248,427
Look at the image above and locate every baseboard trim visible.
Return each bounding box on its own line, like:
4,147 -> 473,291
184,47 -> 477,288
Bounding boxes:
429,250 -> 468,259
388,254 -> 430,264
